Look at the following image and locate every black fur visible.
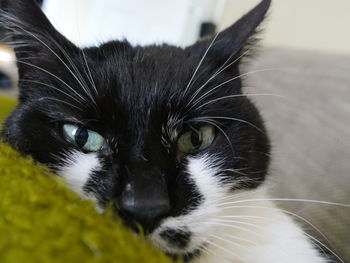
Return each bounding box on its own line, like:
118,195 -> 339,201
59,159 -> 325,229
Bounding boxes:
0,0 -> 271,250
159,228 -> 191,248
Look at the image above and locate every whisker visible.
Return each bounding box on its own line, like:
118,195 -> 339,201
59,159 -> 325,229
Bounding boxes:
219,204 -> 336,254
49,37 -> 96,104
5,17 -> 95,105
195,93 -> 285,111
194,116 -> 265,134
16,60 -> 87,103
209,188 -> 265,204
183,32 -> 220,96
81,48 -> 98,95
186,49 -> 251,109
190,118 -> 234,153
204,221 -> 262,237
218,215 -> 275,222
305,233 -> 345,263
216,198 -> 350,208
212,218 -> 266,230
19,79 -> 84,105
204,239 -> 245,262
208,233 -> 249,250
189,68 -> 284,110
36,97 -> 81,110
221,232 -> 258,246
200,244 -> 232,263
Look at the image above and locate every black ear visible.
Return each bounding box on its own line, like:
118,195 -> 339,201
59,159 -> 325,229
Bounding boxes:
189,0 -> 271,66
0,0 -> 76,77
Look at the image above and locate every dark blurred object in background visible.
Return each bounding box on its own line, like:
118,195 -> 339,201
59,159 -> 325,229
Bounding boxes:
0,71 -> 11,89
34,0 -> 44,6
0,0 -> 20,96
0,44 -> 17,93
200,22 -> 216,38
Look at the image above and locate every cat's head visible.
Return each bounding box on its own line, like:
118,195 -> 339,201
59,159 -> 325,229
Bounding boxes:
1,0 -> 271,260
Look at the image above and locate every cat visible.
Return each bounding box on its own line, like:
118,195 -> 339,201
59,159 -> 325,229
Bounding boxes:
0,0 -> 329,262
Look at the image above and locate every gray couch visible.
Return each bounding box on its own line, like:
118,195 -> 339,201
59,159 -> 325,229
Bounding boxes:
245,47 -> 350,262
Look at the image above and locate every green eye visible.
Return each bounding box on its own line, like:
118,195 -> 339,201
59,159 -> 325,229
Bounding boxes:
63,124 -> 105,152
177,125 -> 215,154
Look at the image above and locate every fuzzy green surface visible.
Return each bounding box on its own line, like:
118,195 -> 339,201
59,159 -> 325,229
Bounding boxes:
0,96 -> 174,263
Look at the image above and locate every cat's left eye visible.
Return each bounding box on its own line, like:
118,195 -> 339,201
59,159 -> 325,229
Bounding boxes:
62,124 -> 105,152
177,125 -> 215,154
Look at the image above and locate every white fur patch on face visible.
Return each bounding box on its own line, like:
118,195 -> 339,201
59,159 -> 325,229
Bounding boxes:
150,154 -> 326,263
55,150 -> 101,199
150,154 -> 231,255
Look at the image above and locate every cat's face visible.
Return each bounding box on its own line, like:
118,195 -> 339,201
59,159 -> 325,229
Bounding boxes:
1,0 -> 271,261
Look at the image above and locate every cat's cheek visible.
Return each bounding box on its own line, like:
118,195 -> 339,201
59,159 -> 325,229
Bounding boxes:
55,150 -> 102,201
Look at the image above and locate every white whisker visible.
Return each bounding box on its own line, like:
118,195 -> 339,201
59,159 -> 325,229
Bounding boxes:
17,60 -> 87,103
194,116 -> 265,134
219,204 -> 336,253
186,49 -> 251,108
195,93 -> 285,111
19,79 -> 84,105
49,37 -> 96,104
189,68 -> 283,111
183,33 -> 220,96
209,233 -> 249,250
204,221 -> 262,237
6,17 -> 95,105
217,198 -> 350,208
81,48 -> 98,95
305,233 -> 345,263
191,119 -> 233,152
37,97 -> 81,110
221,232 -> 258,246
205,239 -> 246,262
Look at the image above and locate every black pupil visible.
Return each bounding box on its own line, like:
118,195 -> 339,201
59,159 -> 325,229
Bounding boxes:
191,130 -> 202,150
75,128 -> 89,148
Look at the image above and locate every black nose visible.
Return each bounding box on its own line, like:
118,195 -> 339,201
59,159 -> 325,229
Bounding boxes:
119,177 -> 171,233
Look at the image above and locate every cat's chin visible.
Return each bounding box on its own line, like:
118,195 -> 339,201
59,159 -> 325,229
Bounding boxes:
148,227 -> 205,262
149,235 -> 205,263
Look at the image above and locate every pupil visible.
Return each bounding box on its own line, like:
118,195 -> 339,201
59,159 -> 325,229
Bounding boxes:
75,128 -> 88,148
191,130 -> 202,149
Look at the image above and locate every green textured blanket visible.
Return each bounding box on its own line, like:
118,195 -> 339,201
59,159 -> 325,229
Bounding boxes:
0,96 -> 173,263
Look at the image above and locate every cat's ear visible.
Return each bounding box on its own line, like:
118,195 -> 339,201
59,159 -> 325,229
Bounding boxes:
0,0 -> 76,77
188,0 -> 271,67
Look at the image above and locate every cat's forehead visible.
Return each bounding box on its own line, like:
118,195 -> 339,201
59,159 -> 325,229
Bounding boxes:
82,44 -> 196,109
90,42 -> 199,88
57,42 -> 239,131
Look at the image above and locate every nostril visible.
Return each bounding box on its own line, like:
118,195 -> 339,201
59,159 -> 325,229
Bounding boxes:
118,183 -> 171,233
122,198 -> 170,221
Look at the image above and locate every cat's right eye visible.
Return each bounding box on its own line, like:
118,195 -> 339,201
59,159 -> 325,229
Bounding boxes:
177,125 -> 215,154
62,124 -> 105,152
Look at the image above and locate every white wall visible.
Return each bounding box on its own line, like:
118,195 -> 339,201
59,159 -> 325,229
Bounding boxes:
43,0 -> 350,54
220,0 -> 350,55
43,0 -> 226,47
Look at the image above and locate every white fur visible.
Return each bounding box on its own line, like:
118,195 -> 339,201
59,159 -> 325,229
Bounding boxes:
55,150 -> 101,198
55,150 -> 327,262
151,154 -> 327,263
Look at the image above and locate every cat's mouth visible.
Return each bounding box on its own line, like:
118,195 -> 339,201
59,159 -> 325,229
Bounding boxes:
149,227 -> 206,262
166,248 -> 204,263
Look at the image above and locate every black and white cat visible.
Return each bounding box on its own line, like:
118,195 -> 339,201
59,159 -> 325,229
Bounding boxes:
0,0 -> 328,262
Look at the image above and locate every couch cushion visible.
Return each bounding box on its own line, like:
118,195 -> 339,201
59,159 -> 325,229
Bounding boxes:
245,47 -> 350,261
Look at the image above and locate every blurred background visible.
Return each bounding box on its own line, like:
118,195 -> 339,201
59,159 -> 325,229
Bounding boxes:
0,1 -> 349,260
42,0 -> 350,54
1,0 -> 350,95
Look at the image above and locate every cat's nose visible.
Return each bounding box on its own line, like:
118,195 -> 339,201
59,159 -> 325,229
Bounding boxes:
118,175 -> 171,233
